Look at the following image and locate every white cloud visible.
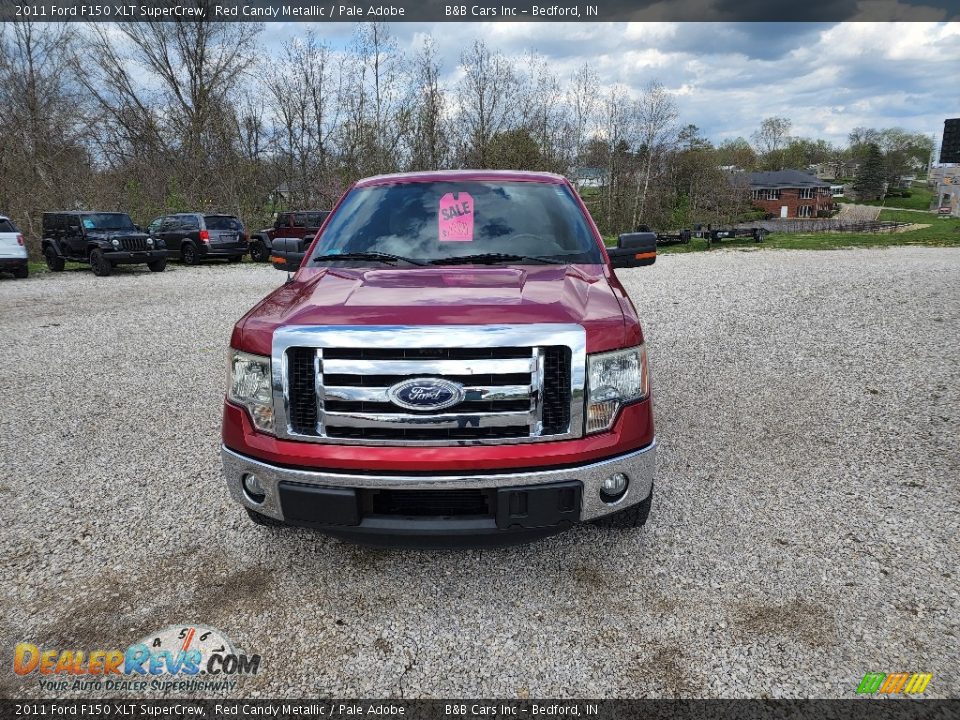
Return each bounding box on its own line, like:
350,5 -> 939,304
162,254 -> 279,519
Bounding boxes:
243,20 -> 960,144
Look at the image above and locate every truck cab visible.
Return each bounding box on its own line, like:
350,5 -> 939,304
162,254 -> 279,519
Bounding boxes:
222,171 -> 657,546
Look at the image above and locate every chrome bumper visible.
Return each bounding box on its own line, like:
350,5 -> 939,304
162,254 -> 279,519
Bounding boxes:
220,441 -> 656,523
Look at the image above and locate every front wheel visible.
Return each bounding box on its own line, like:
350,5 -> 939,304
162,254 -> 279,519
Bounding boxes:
44,246 -> 65,272
591,484 -> 654,529
90,249 -> 112,277
147,258 -> 167,272
249,241 -> 268,263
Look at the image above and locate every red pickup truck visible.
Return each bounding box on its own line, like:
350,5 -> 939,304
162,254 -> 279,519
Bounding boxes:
222,170 -> 657,546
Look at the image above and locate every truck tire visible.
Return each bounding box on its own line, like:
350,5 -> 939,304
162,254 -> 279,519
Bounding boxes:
90,249 -> 112,277
14,264 -> 28,279
181,243 -> 199,265
592,484 -> 653,529
249,240 -> 268,263
147,258 -> 167,272
44,246 -> 65,272
246,507 -> 284,527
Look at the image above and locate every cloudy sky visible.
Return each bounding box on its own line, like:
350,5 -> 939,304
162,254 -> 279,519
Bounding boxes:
265,21 -> 959,147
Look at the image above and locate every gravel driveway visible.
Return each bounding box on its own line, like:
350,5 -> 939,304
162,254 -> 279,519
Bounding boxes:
1,247 -> 958,699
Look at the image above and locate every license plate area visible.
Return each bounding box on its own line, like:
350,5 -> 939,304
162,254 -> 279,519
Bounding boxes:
496,480 -> 581,529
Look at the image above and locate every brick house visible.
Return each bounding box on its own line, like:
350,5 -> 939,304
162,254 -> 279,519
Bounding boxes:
744,170 -> 834,218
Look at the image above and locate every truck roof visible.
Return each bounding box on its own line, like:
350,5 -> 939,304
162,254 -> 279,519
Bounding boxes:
354,169 -> 568,188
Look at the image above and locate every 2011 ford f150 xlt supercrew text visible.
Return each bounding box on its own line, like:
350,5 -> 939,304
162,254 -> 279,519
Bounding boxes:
221,170 -> 658,546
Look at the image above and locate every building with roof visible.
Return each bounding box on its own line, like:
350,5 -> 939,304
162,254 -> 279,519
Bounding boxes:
744,169 -> 833,218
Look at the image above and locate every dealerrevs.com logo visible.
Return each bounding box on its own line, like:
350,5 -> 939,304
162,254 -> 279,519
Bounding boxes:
14,624 -> 261,693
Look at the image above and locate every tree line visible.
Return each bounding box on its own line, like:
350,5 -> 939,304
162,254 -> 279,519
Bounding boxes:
0,19 -> 935,256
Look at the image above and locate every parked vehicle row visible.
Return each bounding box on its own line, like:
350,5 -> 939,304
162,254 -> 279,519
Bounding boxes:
0,207 -> 331,280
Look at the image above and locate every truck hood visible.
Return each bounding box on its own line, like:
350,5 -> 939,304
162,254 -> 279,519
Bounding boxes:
238,265 -> 634,355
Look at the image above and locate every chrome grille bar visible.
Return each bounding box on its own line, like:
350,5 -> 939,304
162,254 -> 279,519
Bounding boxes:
324,384 -> 533,403
322,410 -> 534,430
322,357 -> 534,376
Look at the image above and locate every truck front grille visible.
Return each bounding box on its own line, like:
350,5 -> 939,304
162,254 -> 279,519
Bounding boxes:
285,344 -> 575,444
120,237 -> 149,251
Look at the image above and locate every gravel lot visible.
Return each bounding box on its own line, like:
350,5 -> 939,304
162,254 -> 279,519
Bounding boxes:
1,247 -> 958,699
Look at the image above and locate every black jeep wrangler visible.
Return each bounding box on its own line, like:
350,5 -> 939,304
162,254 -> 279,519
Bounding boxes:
42,211 -> 168,277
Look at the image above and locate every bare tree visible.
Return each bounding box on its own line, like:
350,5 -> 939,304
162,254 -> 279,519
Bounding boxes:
752,116 -> 793,169
0,21 -> 88,247
409,37 -> 447,171
631,81 -> 678,228
73,17 -> 261,213
566,63 -> 599,171
457,41 -> 517,166
514,52 -> 563,170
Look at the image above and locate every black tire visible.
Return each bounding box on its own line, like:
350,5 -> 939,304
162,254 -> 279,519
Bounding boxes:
44,246 -> 65,272
227,255 -> 242,263
181,243 -> 199,265
90,249 -> 112,277
147,258 -> 167,272
591,484 -> 654,529
245,507 -> 285,527
14,264 -> 28,279
249,240 -> 268,263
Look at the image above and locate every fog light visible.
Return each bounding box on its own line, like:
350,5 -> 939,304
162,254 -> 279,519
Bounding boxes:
242,473 -> 266,504
600,473 -> 629,503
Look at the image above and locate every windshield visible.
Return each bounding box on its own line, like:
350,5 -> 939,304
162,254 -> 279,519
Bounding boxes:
81,213 -> 136,231
204,215 -> 243,231
309,181 -> 603,265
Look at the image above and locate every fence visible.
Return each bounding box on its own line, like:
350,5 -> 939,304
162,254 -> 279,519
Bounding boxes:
733,219 -> 914,234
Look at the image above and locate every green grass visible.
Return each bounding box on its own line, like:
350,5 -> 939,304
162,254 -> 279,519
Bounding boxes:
853,184 -> 936,211
604,217 -> 960,254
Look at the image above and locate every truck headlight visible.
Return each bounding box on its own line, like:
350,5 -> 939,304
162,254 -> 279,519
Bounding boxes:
228,350 -> 274,433
585,344 -> 649,434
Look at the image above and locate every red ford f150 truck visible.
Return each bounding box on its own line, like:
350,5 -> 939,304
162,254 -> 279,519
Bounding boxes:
222,170 -> 657,546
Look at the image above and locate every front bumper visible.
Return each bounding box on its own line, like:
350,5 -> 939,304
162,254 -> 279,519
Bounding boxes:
221,441 -> 655,543
105,250 -> 168,264
200,244 -> 247,257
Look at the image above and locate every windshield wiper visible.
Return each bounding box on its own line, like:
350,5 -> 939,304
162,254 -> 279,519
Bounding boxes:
429,253 -> 564,266
312,252 -> 427,266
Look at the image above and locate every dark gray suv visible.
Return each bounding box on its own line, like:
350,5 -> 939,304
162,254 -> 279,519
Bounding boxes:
147,213 -> 248,265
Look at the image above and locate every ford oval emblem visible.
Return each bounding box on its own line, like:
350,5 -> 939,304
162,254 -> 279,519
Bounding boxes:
386,378 -> 465,411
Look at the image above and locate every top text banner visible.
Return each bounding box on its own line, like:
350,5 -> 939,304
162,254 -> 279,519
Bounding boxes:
5,0 -> 960,22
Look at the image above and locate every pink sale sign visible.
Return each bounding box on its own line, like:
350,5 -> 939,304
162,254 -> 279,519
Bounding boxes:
438,192 -> 474,241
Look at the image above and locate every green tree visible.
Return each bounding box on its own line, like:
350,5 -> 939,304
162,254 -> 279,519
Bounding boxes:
852,143 -> 886,201
485,128 -> 543,170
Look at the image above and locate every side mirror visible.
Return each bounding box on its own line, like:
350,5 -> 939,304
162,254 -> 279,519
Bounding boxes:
69,225 -> 81,233
271,236 -> 306,271
607,232 -> 657,269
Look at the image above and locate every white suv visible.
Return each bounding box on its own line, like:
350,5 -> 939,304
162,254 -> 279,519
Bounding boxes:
0,215 -> 28,279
